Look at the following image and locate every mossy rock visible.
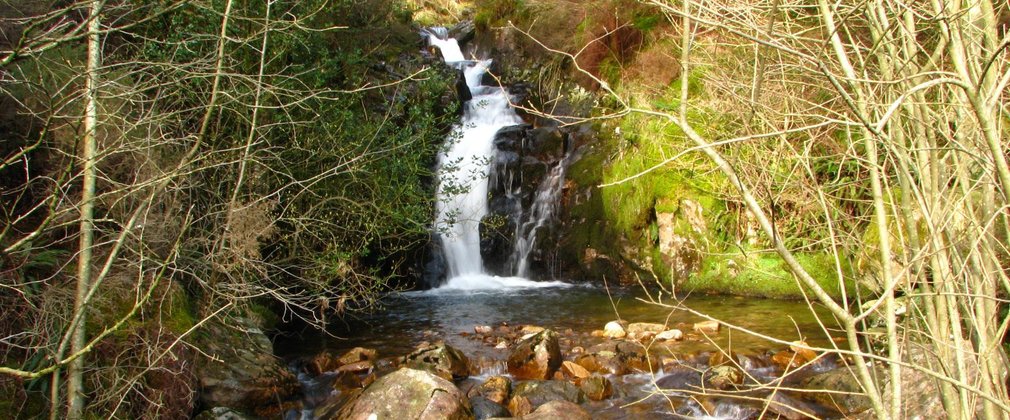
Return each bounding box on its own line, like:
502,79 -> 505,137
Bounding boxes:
684,252 -> 860,299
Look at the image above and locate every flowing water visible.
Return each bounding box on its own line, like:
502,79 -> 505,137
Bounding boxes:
279,285 -> 843,418
283,29 -> 846,419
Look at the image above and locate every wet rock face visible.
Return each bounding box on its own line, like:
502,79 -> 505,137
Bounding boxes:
470,395 -> 509,419
472,375 -> 511,404
328,368 -> 473,420
576,341 -> 654,375
422,233 -> 447,286
800,368 -> 873,415
575,376 -> 613,401
481,124 -> 569,277
196,317 -> 301,417
522,400 -> 591,420
509,380 -> 586,415
507,329 -> 562,380
402,343 -> 472,381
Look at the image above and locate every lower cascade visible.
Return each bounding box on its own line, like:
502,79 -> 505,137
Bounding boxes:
426,28 -> 570,289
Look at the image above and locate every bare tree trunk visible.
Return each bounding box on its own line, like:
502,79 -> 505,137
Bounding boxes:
67,0 -> 102,418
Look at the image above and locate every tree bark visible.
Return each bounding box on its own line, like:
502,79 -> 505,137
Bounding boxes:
67,1 -> 102,418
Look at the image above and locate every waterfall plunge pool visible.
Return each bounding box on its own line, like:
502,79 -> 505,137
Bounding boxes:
277,283 -> 846,419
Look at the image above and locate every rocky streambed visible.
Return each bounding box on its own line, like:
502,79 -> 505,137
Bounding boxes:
277,285 -> 872,419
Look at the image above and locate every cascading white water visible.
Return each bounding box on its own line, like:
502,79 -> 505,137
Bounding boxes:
511,157 -> 569,277
425,27 -> 465,62
430,32 -> 519,276
428,29 -> 569,290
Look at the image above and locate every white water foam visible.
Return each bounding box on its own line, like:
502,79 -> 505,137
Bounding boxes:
433,274 -> 571,291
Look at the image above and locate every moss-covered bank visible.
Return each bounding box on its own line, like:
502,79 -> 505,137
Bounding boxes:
468,0 -> 861,299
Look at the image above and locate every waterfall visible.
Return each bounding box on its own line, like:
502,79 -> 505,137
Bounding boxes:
429,30 -> 521,278
427,28 -> 568,289
511,157 -> 569,277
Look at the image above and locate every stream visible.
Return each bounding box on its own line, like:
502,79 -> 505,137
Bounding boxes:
277,28 -> 851,419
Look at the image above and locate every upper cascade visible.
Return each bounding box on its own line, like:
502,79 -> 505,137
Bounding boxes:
425,27 -> 465,63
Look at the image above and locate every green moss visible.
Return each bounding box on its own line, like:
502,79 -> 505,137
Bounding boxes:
684,252 -> 859,299
162,286 -> 197,334
246,302 -> 281,331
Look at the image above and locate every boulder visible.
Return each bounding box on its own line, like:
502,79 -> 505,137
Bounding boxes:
522,400 -> 591,420
196,317 -> 300,417
577,341 -> 654,375
520,325 -> 545,335
800,368 -> 873,415
509,380 -> 586,413
306,351 -> 341,376
479,212 -> 517,275
470,395 -> 510,419
656,329 -> 684,341
402,343 -> 471,381
449,20 -> 476,45
507,329 -> 562,380
656,207 -> 704,282
767,392 -> 827,419
602,321 -> 627,339
560,361 -> 590,379
693,320 -> 721,334
473,375 -> 511,405
454,69 -> 472,102
328,368 -> 472,420
704,365 -> 743,389
337,347 -> 378,366
656,364 -> 703,391
627,322 -> 666,335
336,361 -> 373,374
575,375 -> 613,401
789,341 -> 818,364
527,127 -> 566,162
493,125 -> 529,152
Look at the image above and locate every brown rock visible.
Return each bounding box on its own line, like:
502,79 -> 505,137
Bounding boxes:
789,341 -> 817,364
521,325 -> 546,334
772,350 -> 801,370
197,318 -> 301,415
522,400 -> 591,420
329,368 -> 472,420
508,395 -> 533,416
704,365 -> 743,389
402,343 -> 471,380
307,351 -> 341,376
337,360 -> 373,373
629,331 -> 657,342
507,330 -> 562,380
561,361 -> 591,379
627,322 -> 666,335
475,375 -> 511,404
656,329 -> 684,341
693,320 -> 720,334
337,345 -> 377,365
575,375 -> 613,401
